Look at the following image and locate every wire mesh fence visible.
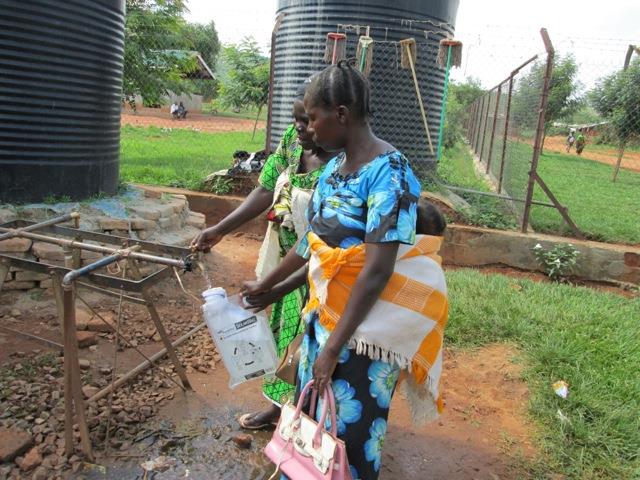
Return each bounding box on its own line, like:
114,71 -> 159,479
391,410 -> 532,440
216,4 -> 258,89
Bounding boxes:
447,30 -> 640,244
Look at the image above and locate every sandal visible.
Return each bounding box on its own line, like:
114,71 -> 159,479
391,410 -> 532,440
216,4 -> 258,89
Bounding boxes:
238,412 -> 278,430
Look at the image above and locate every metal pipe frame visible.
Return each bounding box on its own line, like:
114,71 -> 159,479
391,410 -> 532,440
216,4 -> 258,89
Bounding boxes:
0,212 -> 79,242
0,215 -> 200,461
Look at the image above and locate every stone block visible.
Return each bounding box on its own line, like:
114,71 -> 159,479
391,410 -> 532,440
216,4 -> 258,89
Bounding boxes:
170,194 -> 188,201
158,217 -> 172,229
32,242 -> 65,262
167,198 -> 187,214
39,279 -> 53,289
186,212 -> 206,229
136,230 -> 151,241
144,189 -> 162,199
153,226 -> 200,247
75,309 -> 92,330
0,237 -> 32,253
0,428 -> 34,462
128,205 -> 161,221
76,331 -> 98,348
98,217 -> 130,231
14,271 -> 49,282
19,446 -> 42,472
3,281 -> 37,290
0,208 -> 17,224
131,218 -> 156,231
110,230 -> 130,238
86,316 -> 114,333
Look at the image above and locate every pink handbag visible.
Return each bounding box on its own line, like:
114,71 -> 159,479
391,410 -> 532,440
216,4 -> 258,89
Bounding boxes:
264,380 -> 352,480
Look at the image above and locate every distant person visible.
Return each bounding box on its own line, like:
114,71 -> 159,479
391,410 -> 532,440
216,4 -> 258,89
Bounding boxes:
575,129 -> 586,155
170,102 -> 179,119
177,102 -> 188,120
566,129 -> 576,153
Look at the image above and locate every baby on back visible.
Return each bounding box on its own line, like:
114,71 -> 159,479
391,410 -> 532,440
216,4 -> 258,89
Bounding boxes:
416,198 -> 447,237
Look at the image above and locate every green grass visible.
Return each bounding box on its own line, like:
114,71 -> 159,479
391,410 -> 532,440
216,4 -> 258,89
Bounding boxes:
438,143 -> 492,192
443,140 -> 640,244
120,125 -> 265,190
525,144 -> 640,243
446,269 -> 640,479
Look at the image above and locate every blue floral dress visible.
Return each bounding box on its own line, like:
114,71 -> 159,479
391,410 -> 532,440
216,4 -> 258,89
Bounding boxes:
294,151 -> 420,480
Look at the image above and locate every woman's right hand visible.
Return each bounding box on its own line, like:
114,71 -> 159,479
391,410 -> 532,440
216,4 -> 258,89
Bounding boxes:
241,280 -> 269,297
190,226 -> 224,252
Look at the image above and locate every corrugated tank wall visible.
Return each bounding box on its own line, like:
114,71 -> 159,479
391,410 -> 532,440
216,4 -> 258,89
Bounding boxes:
0,0 -> 125,203
270,0 -> 459,174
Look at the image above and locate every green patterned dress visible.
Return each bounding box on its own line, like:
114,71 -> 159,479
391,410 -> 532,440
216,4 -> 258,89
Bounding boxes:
258,125 -> 325,405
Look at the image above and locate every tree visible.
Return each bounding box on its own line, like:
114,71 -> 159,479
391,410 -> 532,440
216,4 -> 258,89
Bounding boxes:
219,38 -> 270,138
442,77 -> 484,149
168,21 -> 221,101
591,57 -> 640,180
123,0 -> 199,109
511,55 -> 581,150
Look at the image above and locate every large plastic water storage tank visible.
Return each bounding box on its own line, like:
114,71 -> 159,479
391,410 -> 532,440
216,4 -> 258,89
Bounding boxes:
0,0 -> 125,203
270,0 -> 459,174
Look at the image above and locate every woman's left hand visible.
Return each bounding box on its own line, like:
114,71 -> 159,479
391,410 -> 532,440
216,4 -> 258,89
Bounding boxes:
312,348 -> 339,393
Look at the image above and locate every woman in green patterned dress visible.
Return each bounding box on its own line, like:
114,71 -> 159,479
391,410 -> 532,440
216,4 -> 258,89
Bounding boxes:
192,84 -> 332,429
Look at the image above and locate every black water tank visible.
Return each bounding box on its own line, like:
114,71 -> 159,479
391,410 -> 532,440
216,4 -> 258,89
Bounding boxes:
271,0 -> 459,174
0,0 -> 125,203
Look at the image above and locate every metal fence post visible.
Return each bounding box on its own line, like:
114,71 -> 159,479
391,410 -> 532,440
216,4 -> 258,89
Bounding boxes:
486,84 -> 502,175
522,28 -> 554,233
479,90 -> 493,165
474,95 -> 486,154
497,75 -> 514,192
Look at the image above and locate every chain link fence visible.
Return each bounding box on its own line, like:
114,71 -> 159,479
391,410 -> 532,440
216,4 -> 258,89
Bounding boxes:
444,30 -> 640,244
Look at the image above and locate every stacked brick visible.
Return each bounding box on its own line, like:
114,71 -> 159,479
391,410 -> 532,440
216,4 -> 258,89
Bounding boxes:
0,191 -> 207,291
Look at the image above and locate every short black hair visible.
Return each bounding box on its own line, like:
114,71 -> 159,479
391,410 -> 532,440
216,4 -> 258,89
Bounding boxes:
416,199 -> 446,236
305,59 -> 371,120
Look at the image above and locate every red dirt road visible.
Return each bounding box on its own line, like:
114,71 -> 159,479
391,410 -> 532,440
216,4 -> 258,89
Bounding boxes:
121,106 -> 266,133
545,135 -> 640,172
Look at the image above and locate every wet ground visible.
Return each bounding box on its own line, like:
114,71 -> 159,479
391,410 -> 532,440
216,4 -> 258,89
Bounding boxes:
83,234 -> 534,480
1,233 -> 536,479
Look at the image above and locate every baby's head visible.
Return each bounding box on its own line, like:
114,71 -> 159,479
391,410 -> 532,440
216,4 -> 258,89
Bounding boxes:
416,199 -> 446,236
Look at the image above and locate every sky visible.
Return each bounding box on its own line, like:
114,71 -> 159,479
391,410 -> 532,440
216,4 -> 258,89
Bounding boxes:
186,0 -> 640,89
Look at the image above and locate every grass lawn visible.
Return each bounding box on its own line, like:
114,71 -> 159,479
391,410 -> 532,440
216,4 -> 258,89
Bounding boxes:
120,126 -> 265,190
446,269 -> 640,478
530,146 -> 640,244
441,140 -> 640,244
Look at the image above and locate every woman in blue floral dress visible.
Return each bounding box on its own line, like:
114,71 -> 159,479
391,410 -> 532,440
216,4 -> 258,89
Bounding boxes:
244,61 -> 421,480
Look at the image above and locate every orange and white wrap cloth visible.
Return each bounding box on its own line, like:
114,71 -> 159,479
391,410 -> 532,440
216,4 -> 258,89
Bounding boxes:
303,232 -> 449,424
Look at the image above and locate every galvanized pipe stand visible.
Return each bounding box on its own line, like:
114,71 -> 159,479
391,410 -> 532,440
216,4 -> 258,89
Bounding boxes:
0,213 -> 200,460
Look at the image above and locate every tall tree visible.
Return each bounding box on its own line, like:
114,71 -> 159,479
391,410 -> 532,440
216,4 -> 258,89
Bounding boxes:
511,55 -> 582,150
123,0 -> 198,109
219,38 -> 270,138
591,57 -> 640,180
443,77 -> 484,149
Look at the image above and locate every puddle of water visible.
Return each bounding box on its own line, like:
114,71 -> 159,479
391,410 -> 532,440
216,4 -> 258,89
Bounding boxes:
85,410 -> 275,480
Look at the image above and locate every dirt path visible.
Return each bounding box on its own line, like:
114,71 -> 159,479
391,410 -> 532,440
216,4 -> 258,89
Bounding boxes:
91,234 -> 534,479
0,234 -> 536,479
121,106 -> 266,134
545,135 -> 640,172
